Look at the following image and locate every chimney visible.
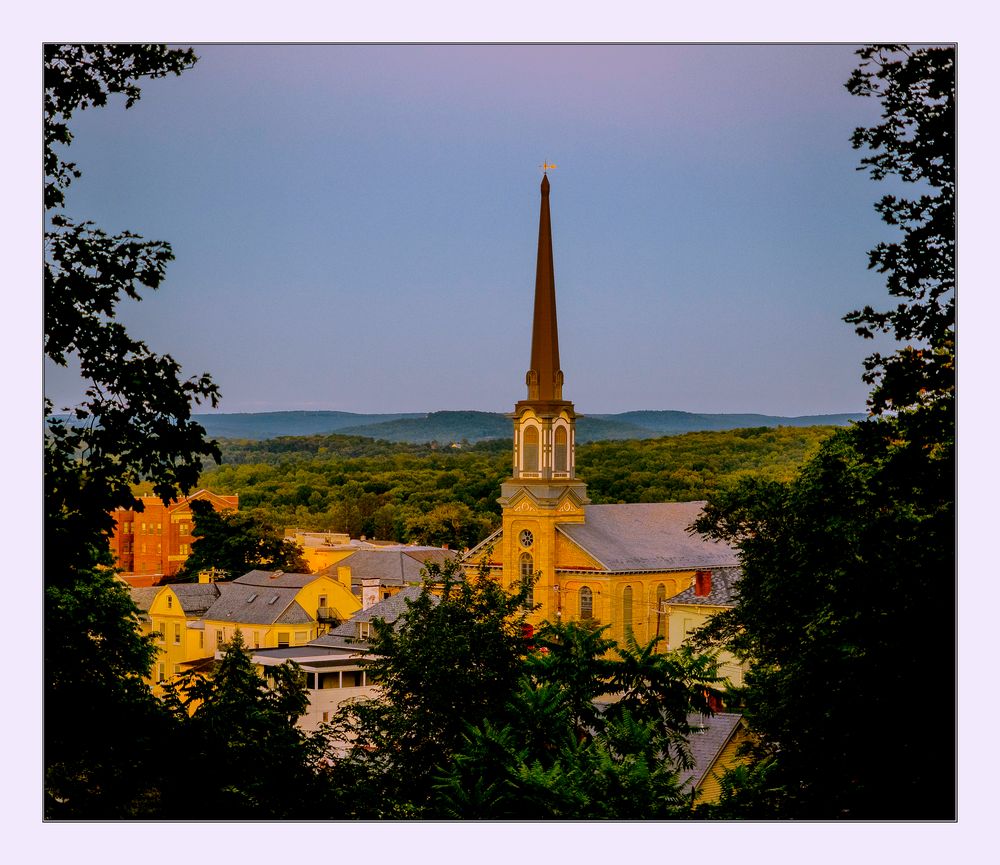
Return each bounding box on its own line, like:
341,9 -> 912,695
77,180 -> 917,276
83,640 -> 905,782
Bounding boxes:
361,578 -> 380,610
694,570 -> 712,597
336,566 -> 352,588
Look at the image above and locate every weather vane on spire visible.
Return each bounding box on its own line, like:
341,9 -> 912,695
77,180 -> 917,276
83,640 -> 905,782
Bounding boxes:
540,161 -> 557,173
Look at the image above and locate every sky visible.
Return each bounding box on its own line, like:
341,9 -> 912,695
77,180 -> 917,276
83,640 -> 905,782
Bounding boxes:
47,44 -> 913,417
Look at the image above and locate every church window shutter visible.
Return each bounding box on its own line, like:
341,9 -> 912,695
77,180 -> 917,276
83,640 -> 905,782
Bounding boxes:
554,426 -> 568,472
623,585 -> 634,640
523,426 -> 539,472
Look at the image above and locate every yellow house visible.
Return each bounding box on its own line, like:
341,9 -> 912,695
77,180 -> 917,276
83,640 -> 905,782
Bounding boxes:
131,583 -> 223,693
200,569 -> 361,653
663,567 -> 745,689
680,713 -> 751,804
463,172 -> 738,645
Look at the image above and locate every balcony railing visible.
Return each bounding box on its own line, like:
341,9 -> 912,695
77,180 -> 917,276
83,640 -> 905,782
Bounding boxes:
316,606 -> 338,623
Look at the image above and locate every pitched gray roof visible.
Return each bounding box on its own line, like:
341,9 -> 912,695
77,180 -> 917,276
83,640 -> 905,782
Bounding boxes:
170,583 -> 222,616
318,548 -> 459,587
309,585 -> 435,650
666,566 -> 741,607
129,587 -> 162,615
557,502 -> 737,572
234,569 -> 318,589
678,712 -> 745,791
201,582 -> 314,625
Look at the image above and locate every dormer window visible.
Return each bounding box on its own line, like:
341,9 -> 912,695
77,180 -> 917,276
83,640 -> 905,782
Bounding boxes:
358,621 -> 372,640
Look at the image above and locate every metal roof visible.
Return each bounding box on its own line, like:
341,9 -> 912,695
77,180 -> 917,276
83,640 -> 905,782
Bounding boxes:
557,502 -> 738,572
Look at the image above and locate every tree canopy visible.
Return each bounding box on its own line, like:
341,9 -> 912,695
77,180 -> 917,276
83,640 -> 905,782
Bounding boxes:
175,498 -> 309,580
44,44 -> 221,816
691,44 -> 955,819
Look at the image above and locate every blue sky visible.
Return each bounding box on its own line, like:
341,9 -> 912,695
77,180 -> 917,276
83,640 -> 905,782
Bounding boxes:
47,44 -> 906,416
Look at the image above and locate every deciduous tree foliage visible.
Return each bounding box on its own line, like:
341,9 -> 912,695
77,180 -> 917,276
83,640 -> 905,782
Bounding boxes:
326,559 -> 533,816
692,44 -> 955,819
160,632 -> 331,818
44,44 -> 221,816
176,498 -> 309,580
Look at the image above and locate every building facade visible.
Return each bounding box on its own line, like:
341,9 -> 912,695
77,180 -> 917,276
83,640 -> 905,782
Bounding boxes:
110,488 -> 238,581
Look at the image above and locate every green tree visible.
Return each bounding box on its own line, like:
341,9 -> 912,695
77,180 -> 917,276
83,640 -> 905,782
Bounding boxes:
327,558 -> 533,817
844,44 -> 954,418
432,622 -> 721,818
176,498 -> 309,580
161,632 -> 330,818
691,44 -> 954,819
44,44 -> 221,817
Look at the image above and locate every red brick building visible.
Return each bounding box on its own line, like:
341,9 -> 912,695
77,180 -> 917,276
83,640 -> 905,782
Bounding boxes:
110,489 -> 238,583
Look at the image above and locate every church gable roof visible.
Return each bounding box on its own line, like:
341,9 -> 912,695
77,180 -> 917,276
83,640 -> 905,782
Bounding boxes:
556,502 -> 737,573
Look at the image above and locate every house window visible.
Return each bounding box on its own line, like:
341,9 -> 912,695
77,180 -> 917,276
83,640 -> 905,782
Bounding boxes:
157,663 -> 165,683
277,632 -> 290,648
580,586 -> 593,619
180,522 -> 189,534
522,426 -> 539,472
294,631 -> 307,644
141,523 -> 147,534
173,664 -> 180,675
167,595 -> 173,609
174,623 -> 181,644
199,632 -> 204,649
623,586 -> 634,640
554,426 -> 568,472
358,622 -> 371,640
216,630 -> 224,647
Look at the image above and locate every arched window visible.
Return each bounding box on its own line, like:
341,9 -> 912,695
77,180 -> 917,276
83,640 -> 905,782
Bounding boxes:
554,426 -> 568,472
654,583 -> 667,638
523,426 -> 539,472
622,585 -> 633,640
520,553 -> 534,607
579,586 -> 593,619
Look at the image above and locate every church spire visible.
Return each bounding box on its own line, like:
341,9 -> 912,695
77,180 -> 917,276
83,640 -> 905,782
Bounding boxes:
526,172 -> 564,402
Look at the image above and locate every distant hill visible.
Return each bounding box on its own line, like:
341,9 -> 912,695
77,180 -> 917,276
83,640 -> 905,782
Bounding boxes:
182,408 -> 865,443
187,411 -> 423,440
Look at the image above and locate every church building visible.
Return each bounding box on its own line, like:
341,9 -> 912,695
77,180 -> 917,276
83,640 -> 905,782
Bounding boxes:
464,172 -> 738,647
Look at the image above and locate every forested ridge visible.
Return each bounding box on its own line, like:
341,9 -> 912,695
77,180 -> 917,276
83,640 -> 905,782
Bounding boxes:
186,425 -> 838,548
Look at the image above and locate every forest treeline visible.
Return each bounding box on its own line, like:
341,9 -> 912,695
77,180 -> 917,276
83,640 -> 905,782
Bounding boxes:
189,425 -> 839,549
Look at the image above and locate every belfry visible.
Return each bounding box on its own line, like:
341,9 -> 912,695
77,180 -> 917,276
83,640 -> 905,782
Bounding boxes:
466,171 -> 740,644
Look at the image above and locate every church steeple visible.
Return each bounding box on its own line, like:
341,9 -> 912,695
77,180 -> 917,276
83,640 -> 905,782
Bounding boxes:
504,170 -> 587,493
526,172 -> 563,402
